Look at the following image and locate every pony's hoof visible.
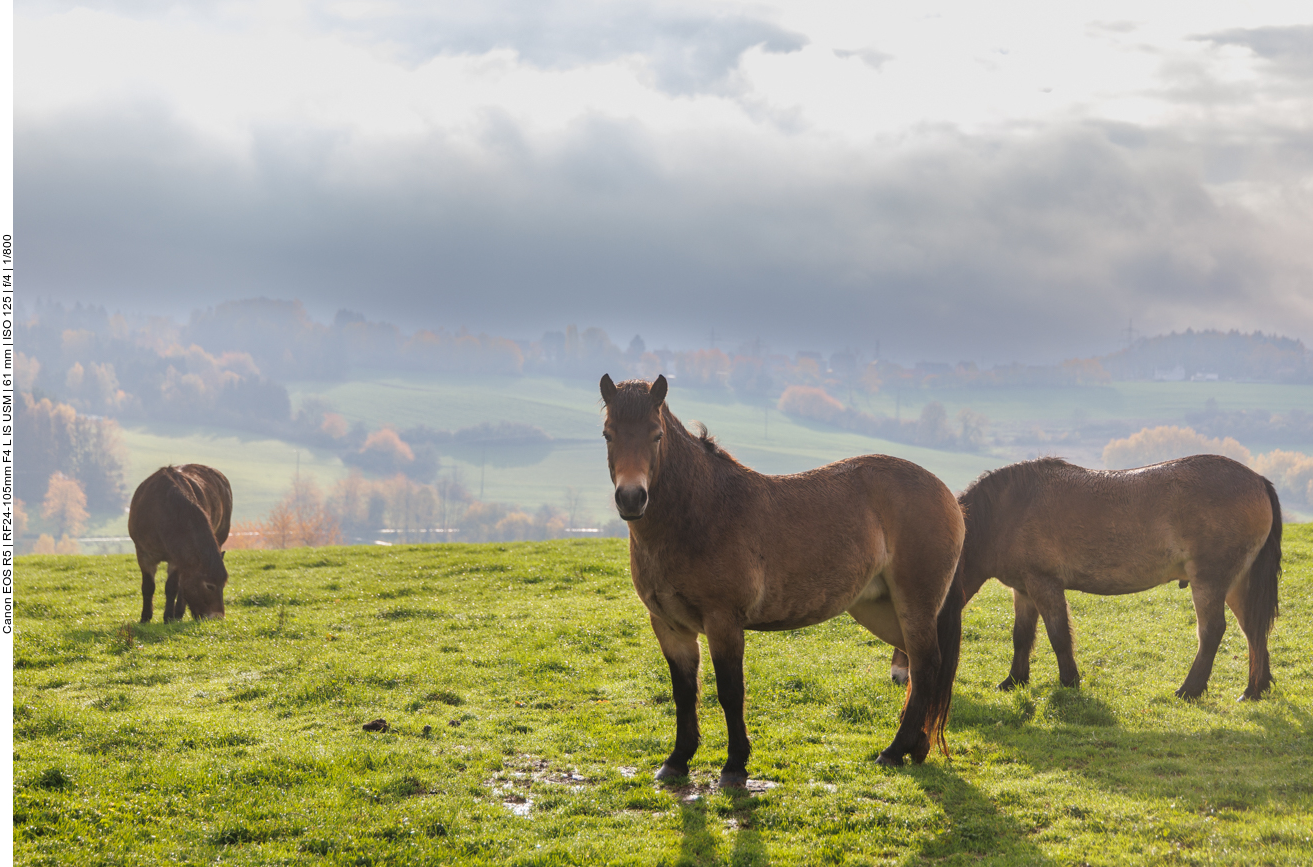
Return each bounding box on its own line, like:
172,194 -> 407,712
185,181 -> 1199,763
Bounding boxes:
718,769 -> 749,789
998,677 -> 1024,691
655,763 -> 688,782
1174,685 -> 1203,700
874,750 -> 905,767
910,733 -> 931,765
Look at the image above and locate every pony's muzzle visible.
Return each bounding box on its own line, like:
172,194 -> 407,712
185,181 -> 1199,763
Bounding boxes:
615,484 -> 649,520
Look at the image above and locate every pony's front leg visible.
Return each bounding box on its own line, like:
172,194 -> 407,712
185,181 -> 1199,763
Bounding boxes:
999,589 -> 1040,690
1226,583 -> 1273,701
889,648 -> 910,685
706,619 -> 750,788
137,555 -> 158,624
1026,576 -> 1080,688
163,568 -> 183,622
650,614 -> 701,781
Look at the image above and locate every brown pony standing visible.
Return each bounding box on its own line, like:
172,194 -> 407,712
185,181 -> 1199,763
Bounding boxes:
890,455 -> 1280,700
129,464 -> 233,622
600,374 -> 966,782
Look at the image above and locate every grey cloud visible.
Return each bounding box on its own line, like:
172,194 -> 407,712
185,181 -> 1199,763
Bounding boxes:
1197,24 -> 1313,78
833,47 -> 892,70
18,106 -> 1312,364
317,0 -> 807,94
18,0 -> 807,95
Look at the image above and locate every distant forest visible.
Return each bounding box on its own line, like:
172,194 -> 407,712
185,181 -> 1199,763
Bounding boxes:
15,298 -> 1313,519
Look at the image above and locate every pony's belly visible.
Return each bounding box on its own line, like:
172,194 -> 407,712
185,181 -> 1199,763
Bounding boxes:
852,572 -> 890,605
1065,561 -> 1188,595
748,571 -> 886,631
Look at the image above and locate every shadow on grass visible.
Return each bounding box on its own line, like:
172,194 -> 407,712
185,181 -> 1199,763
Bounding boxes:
904,764 -> 1056,865
65,619 -> 200,650
947,688 -> 1313,809
675,786 -> 769,867
950,685 -> 1118,730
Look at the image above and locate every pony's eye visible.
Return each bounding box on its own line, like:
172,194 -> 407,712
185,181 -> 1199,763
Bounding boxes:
602,432 -> 613,442
654,432 -> 663,442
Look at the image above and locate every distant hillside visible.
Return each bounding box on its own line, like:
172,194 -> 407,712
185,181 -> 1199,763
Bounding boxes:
1100,330 -> 1311,383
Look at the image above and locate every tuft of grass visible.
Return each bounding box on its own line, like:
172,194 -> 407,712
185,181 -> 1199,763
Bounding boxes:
13,529 -> 1313,865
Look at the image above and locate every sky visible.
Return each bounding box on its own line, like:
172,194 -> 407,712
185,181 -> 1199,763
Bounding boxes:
15,1 -> 1313,364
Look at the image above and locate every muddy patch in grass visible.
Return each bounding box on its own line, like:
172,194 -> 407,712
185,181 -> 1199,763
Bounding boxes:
659,776 -> 778,802
484,756 -> 595,817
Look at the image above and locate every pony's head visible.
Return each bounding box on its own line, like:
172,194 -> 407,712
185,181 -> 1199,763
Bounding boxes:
600,374 -> 668,520
184,550 -> 228,619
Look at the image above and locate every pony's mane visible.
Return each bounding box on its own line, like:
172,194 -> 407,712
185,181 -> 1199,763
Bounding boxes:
686,419 -> 733,460
958,457 -> 1073,594
962,457 -> 1071,501
607,380 -> 662,422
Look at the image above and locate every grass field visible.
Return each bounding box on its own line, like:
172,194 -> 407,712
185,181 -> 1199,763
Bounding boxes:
13,525 -> 1313,865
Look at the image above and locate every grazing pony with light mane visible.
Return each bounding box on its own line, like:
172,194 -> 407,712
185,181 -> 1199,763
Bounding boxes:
601,374 -> 967,782
129,464 -> 233,622
891,455 -> 1280,700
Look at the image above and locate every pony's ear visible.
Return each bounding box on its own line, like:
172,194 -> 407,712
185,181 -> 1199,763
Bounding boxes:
600,374 -> 618,404
650,375 -> 668,407
221,550 -> 226,561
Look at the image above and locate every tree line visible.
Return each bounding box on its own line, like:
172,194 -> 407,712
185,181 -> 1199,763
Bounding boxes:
224,473 -> 625,550
1103,425 -> 1313,509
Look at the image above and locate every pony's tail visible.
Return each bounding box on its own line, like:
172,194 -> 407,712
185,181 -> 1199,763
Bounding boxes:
923,555 -> 966,757
1244,479 -> 1282,644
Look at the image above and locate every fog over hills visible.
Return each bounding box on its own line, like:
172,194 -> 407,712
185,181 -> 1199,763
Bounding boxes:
16,2 -> 1313,363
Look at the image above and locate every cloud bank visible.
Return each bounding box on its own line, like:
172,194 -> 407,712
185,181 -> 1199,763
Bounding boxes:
16,2 -> 1313,362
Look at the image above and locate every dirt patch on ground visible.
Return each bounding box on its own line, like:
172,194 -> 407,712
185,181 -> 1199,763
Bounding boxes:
660,776 -> 777,802
486,755 -> 593,817
486,756 -> 778,815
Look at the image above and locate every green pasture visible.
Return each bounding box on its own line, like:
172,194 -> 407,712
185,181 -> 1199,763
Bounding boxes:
92,375 -> 1313,541
118,425 -> 351,524
286,372 -> 1003,495
13,526 -> 1313,865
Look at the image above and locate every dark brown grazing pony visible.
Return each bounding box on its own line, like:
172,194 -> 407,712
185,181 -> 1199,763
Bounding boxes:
891,455 -> 1281,700
128,464 -> 233,622
601,374 -> 967,783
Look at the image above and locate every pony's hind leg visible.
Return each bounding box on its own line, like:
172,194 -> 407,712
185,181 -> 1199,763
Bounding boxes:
999,589 -> 1040,690
1178,581 -> 1229,699
879,628 -> 941,766
851,597 -> 935,766
649,614 -> 702,781
1227,582 -> 1273,700
705,618 -> 751,788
